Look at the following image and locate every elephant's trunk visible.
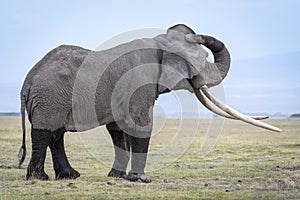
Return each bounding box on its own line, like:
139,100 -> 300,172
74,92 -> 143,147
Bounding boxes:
185,34 -> 231,87
202,35 -> 231,82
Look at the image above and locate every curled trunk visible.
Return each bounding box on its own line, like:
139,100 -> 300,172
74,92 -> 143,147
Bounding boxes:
185,34 -> 231,88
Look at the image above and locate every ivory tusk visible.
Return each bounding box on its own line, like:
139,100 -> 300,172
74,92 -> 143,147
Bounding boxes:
194,89 -> 235,119
248,116 -> 269,120
200,85 -> 282,132
194,88 -> 270,120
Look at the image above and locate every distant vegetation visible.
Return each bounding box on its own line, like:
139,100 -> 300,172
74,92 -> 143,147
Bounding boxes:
0,112 -> 20,116
290,113 -> 300,118
0,112 -> 296,119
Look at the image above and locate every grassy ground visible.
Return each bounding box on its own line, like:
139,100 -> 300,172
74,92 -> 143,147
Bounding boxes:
0,116 -> 299,199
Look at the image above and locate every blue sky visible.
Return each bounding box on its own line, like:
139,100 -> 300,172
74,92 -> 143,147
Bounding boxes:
0,0 -> 299,115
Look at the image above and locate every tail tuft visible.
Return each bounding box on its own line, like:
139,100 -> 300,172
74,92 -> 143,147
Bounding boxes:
18,145 -> 26,168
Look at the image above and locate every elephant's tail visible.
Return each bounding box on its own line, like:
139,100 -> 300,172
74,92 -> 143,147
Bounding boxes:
18,93 -> 26,167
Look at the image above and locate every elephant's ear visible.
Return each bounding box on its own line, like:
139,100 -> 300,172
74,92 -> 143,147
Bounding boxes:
155,29 -> 208,91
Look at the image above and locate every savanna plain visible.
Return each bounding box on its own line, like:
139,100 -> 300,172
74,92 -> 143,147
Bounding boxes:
0,116 -> 299,199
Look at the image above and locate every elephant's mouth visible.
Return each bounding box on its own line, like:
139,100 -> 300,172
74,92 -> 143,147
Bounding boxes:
194,85 -> 282,132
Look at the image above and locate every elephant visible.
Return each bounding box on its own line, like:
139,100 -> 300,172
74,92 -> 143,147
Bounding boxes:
18,24 -> 281,183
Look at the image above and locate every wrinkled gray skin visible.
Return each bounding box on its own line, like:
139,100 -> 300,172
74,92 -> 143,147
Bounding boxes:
19,24 -> 230,183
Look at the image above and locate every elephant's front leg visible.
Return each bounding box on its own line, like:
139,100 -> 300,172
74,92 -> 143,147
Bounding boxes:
27,128 -> 51,180
49,128 -> 80,179
106,122 -> 130,178
127,135 -> 151,183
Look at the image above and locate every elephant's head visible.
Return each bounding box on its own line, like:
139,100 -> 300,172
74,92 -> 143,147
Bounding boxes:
155,24 -> 281,132
155,24 -> 230,92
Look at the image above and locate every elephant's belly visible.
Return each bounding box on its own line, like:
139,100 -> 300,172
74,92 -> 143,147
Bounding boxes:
65,107 -> 116,132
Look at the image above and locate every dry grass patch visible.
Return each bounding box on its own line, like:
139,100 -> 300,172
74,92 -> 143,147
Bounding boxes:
0,117 -> 299,199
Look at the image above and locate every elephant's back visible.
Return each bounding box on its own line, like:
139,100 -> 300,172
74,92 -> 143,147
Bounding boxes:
29,45 -> 90,82
22,45 -> 91,94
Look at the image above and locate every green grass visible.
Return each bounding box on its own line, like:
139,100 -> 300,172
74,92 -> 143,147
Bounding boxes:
0,117 -> 299,199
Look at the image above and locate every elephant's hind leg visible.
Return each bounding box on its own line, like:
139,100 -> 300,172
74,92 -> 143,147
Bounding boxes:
27,128 -> 51,180
106,122 -> 130,178
49,128 -> 80,179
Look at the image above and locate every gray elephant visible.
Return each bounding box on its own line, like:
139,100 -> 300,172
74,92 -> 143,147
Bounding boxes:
18,24 -> 281,183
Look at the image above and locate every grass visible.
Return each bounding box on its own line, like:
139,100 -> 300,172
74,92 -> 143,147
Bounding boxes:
0,116 -> 299,199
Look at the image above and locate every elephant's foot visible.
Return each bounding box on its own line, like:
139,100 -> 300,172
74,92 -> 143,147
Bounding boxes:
26,168 -> 49,180
108,168 -> 126,178
126,172 -> 151,183
55,168 -> 80,179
